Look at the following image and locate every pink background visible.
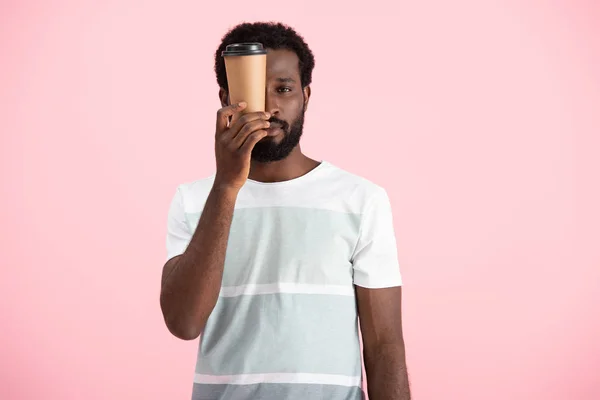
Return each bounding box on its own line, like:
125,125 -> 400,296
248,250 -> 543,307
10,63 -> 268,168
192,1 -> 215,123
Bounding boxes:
1,1 -> 599,399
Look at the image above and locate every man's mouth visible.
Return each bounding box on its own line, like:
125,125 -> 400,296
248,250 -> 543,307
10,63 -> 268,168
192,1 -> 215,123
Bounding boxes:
266,124 -> 283,136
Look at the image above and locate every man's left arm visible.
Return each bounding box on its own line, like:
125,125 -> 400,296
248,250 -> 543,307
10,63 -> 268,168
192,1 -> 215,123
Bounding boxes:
350,186 -> 410,399
356,285 -> 409,400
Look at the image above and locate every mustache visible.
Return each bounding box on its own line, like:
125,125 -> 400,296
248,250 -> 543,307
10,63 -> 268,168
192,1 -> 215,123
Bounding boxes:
268,117 -> 289,131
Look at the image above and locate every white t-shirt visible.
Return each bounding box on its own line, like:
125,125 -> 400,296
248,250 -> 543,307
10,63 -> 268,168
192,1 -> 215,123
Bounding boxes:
165,160 -> 403,400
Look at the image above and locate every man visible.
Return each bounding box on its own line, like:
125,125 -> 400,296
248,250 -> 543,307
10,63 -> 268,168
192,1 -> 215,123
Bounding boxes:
160,22 -> 410,400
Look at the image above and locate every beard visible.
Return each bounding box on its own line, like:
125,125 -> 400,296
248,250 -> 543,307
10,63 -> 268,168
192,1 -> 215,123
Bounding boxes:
250,110 -> 305,163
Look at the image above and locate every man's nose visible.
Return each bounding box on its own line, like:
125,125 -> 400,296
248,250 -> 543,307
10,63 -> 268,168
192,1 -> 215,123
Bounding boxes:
265,94 -> 280,117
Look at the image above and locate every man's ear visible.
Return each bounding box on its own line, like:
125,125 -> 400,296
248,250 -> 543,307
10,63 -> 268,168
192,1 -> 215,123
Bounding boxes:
219,88 -> 229,108
303,86 -> 311,111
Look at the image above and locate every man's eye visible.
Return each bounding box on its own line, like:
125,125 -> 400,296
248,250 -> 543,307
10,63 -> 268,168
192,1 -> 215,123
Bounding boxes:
277,87 -> 292,93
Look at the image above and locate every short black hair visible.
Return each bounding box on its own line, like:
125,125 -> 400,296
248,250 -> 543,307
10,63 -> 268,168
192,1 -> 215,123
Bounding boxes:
214,22 -> 315,91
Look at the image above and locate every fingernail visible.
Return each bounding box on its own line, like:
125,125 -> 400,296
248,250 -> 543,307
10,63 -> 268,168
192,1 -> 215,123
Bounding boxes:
265,112 -> 271,118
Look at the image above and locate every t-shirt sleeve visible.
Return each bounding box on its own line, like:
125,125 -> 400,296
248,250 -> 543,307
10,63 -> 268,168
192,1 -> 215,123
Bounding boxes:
351,187 -> 403,288
166,186 -> 192,262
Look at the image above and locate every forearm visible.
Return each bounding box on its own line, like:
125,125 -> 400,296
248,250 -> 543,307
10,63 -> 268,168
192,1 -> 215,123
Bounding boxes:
364,344 -> 410,400
160,184 -> 239,339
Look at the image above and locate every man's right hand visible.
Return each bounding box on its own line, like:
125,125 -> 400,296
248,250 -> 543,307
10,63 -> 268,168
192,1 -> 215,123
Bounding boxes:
213,102 -> 271,191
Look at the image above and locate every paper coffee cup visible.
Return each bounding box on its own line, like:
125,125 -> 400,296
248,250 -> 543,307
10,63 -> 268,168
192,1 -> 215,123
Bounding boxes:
222,43 -> 267,121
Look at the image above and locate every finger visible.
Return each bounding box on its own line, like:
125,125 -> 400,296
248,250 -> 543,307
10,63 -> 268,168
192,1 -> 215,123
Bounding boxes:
240,130 -> 269,155
216,102 -> 247,134
233,119 -> 271,148
229,111 -> 270,137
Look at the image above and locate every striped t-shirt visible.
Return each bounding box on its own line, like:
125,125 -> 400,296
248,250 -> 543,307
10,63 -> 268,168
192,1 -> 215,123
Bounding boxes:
165,160 -> 403,400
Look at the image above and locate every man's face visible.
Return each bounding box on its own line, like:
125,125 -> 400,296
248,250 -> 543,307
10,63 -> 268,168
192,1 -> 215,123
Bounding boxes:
249,49 -> 309,163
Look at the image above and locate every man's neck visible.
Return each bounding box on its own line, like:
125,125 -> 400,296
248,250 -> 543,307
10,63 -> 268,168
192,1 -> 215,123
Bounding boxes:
248,148 -> 320,183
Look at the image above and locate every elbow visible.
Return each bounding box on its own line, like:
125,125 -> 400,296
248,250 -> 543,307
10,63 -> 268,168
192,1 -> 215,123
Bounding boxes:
160,295 -> 205,341
168,323 -> 202,341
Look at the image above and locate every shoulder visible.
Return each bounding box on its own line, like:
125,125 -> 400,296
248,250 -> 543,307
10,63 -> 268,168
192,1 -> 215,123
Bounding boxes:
173,174 -> 216,213
318,161 -> 390,214
323,161 -> 388,199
